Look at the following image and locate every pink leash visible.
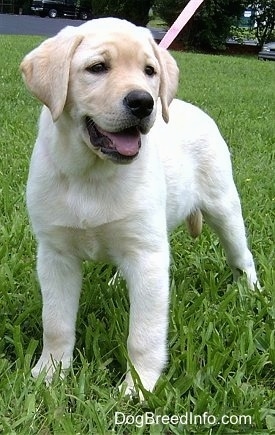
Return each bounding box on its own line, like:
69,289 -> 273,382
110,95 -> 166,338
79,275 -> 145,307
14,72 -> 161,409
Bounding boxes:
159,0 -> 205,49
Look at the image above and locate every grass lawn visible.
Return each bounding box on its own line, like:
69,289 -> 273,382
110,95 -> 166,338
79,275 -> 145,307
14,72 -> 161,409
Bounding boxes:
0,35 -> 274,434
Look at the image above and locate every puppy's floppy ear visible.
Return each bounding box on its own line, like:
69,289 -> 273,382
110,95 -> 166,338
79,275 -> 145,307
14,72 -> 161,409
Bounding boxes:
20,27 -> 83,121
152,43 -> 179,123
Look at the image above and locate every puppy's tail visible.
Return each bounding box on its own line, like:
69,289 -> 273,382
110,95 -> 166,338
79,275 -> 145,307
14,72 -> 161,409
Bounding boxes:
186,210 -> 203,238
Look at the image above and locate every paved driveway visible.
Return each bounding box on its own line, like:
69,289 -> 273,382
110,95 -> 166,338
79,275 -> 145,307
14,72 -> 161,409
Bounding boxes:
0,13 -> 86,36
0,13 -> 166,40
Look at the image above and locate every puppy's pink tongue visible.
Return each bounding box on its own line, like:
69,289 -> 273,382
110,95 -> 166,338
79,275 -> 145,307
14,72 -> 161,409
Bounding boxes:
104,128 -> 141,156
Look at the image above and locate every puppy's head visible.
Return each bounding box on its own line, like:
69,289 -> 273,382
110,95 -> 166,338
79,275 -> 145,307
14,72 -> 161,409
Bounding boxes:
21,18 -> 179,164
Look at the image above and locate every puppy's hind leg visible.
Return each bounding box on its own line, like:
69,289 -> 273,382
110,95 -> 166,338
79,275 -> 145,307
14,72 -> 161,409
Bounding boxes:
201,185 -> 259,290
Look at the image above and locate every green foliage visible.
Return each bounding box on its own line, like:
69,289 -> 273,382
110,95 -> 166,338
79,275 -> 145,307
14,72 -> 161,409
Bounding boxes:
229,25 -> 275,45
154,0 -> 251,50
229,26 -> 256,43
92,0 -> 153,25
250,1 -> 275,45
1,35 -> 275,433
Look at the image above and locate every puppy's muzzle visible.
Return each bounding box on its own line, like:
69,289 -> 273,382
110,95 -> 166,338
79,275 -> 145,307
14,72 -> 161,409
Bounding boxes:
124,90 -> 154,119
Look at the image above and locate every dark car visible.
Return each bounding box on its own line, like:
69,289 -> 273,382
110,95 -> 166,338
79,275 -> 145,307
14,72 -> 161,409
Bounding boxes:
31,0 -> 92,19
258,42 -> 275,61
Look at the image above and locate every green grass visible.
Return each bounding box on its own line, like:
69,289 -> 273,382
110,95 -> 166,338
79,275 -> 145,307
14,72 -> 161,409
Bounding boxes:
0,35 -> 275,434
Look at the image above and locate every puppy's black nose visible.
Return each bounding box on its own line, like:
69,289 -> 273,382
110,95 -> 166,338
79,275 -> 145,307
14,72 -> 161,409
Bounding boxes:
124,90 -> 154,119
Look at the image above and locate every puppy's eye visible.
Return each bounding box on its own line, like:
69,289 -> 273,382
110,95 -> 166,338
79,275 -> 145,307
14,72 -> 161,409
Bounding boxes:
86,63 -> 108,74
145,65 -> 156,76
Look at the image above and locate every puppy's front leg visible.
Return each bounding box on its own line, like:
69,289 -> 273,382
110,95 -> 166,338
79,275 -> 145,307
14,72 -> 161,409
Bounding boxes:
32,243 -> 82,381
120,246 -> 170,394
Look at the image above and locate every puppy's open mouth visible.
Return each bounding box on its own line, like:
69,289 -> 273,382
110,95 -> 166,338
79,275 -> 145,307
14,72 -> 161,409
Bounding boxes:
86,117 -> 141,163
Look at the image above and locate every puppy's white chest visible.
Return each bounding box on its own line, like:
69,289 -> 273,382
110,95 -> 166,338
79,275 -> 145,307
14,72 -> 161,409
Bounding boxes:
64,179 -> 136,230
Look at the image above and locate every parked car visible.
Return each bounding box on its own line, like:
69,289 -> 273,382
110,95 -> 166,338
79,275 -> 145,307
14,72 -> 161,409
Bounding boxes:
258,42 -> 275,61
31,0 -> 92,19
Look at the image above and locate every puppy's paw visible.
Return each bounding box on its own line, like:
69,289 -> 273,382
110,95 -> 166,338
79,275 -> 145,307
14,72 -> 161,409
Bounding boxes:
32,354 -> 71,384
246,271 -> 262,292
118,381 -> 145,402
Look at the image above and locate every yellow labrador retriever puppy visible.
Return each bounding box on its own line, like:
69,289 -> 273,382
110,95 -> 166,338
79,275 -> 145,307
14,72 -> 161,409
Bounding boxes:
21,18 -> 259,395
